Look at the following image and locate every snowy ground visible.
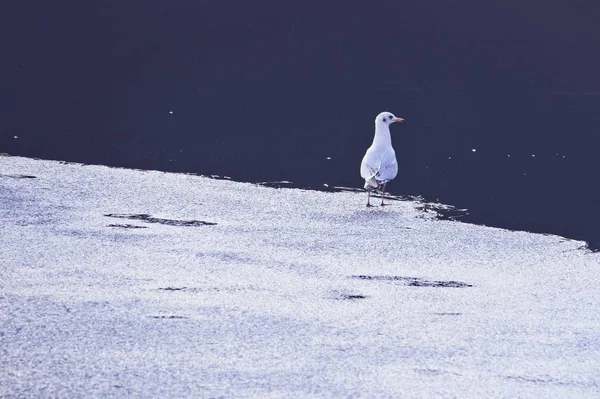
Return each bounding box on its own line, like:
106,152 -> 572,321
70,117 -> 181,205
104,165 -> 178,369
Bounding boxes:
1,156 -> 599,398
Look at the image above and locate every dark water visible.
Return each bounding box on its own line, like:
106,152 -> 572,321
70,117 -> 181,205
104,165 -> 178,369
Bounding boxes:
2,1 -> 599,249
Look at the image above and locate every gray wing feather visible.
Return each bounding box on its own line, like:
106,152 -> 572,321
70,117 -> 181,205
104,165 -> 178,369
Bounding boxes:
378,157 -> 398,182
360,150 -> 381,188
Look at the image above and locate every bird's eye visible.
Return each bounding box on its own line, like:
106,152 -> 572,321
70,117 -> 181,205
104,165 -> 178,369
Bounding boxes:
389,115 -> 394,119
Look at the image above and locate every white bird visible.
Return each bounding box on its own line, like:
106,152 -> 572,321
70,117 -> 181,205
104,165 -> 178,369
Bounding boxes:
360,111 -> 405,207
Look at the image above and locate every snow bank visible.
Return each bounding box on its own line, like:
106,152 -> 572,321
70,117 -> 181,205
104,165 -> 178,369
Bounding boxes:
1,156 -> 599,397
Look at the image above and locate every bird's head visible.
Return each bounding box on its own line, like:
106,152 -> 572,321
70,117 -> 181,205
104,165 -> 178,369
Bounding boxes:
376,111 -> 404,126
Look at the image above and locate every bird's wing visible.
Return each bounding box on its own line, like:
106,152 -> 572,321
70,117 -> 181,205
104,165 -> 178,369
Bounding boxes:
360,148 -> 381,181
377,150 -> 398,182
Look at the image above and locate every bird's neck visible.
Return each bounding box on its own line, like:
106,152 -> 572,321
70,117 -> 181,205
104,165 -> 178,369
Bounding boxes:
372,123 -> 392,147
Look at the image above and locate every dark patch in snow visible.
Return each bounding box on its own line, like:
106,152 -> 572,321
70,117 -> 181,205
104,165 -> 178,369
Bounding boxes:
341,294 -> 367,300
0,173 -> 36,179
408,280 -> 472,288
107,224 -> 148,229
353,275 -> 421,281
104,213 -> 216,227
337,294 -> 367,301
332,293 -> 368,301
352,275 -> 472,288
434,312 -> 463,316
158,287 -> 187,291
149,315 -> 187,319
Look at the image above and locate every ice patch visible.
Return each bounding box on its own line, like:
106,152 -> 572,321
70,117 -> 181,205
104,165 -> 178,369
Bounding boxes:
1,155 -> 599,398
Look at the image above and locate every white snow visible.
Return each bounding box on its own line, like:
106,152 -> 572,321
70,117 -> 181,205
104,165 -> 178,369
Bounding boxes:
1,156 -> 599,398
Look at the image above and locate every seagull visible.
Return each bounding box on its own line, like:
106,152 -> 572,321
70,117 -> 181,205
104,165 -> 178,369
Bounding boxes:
360,111 -> 405,207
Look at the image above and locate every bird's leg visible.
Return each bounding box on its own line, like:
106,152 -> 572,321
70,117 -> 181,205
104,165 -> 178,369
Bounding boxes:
381,184 -> 387,206
366,189 -> 373,207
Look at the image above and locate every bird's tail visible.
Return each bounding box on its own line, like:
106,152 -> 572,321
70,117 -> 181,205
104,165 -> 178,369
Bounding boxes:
364,177 -> 379,190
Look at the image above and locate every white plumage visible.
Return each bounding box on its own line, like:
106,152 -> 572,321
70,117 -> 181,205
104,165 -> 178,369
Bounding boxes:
360,111 -> 404,206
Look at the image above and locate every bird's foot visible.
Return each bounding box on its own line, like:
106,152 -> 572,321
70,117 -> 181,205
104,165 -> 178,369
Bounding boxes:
366,203 -> 374,208
381,202 -> 391,207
